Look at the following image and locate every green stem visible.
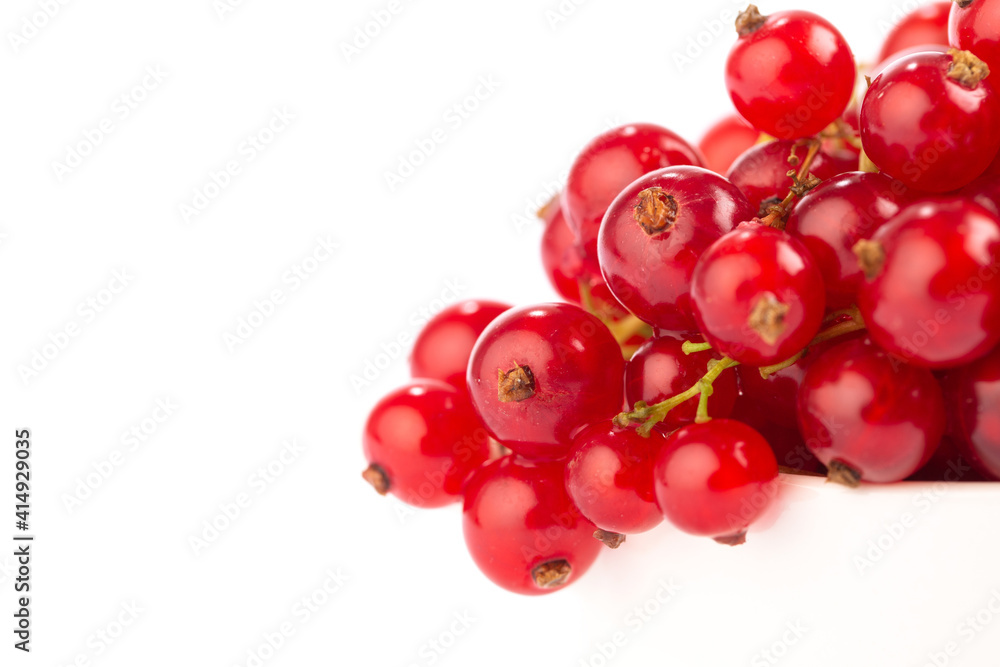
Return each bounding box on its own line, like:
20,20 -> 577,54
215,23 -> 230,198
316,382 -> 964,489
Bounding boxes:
682,340 -> 713,355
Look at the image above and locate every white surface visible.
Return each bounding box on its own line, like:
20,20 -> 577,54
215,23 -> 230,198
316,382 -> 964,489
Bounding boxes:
3,0 -> 998,665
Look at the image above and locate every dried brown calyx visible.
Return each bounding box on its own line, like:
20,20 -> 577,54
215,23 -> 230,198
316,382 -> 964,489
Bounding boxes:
948,48 -> 990,88
827,459 -> 862,488
736,5 -> 767,36
498,364 -> 535,402
634,187 -> 679,235
594,530 -> 626,549
853,239 -> 886,280
362,464 -> 390,495
748,293 -> 789,345
532,559 -> 572,588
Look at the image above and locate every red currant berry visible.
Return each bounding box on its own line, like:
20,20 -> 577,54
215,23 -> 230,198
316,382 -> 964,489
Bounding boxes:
725,6 -> 855,139
951,344 -> 1000,480
410,300 -> 511,390
736,329 -> 864,430
691,222 -> 826,366
726,139 -> 856,217
697,115 -> 760,175
785,171 -> 910,309
466,303 -> 625,460
563,123 -> 703,260
860,48 -> 1000,192
728,385 -> 824,474
539,196 -> 626,318
564,420 -> 667,535
957,150 -> 1000,217
950,0 -> 1000,75
653,419 -> 778,545
856,198 -> 1000,369
877,2 -> 951,64
362,380 -> 490,507
625,334 -> 738,429
598,166 -> 754,333
908,435 -> 992,481
797,337 -> 945,484
463,455 -> 602,595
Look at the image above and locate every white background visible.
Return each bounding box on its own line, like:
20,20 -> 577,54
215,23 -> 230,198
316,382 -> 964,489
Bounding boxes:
3,0 -> 1000,665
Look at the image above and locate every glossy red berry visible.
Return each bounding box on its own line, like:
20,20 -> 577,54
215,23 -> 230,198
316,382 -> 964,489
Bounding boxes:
951,345 -> 1000,480
785,171 -> 910,309
562,123 -> 703,262
726,139 -> 855,217
625,334 -> 738,429
362,380 -> 491,507
564,420 -> 666,535
877,2 -> 951,64
950,0 -> 1000,74
691,222 -> 826,366
410,300 -> 511,389
697,115 -> 760,175
653,419 -> 778,544
860,48 -> 1000,192
466,303 -> 625,460
539,196 -> 626,318
598,166 -> 754,333
856,199 -> 1000,369
725,7 -> 855,139
736,330 -> 864,430
462,455 -> 602,595
797,337 -> 945,484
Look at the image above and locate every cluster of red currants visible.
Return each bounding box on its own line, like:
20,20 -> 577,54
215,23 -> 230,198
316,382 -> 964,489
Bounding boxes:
362,2 -> 1000,595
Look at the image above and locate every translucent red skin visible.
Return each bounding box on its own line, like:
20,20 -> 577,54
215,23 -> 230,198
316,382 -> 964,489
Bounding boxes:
860,50 -> 1000,193
363,381 -> 491,508
562,123 -> 704,256
697,115 -> 760,175
653,419 -> 778,540
564,420 -> 666,534
462,455 -> 601,596
950,0 -> 1000,75
598,166 -> 755,333
410,300 -> 511,389
625,334 -> 737,429
725,10 -> 855,139
736,331 -> 865,430
691,223 -> 826,366
951,345 -> 1000,480
858,199 -> 1000,369
466,303 -> 625,460
785,171 -> 911,309
957,150 -> 1000,216
877,2 -> 951,64
539,199 -> 626,317
728,388 -> 825,474
797,337 -> 945,483
725,140 -> 855,217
